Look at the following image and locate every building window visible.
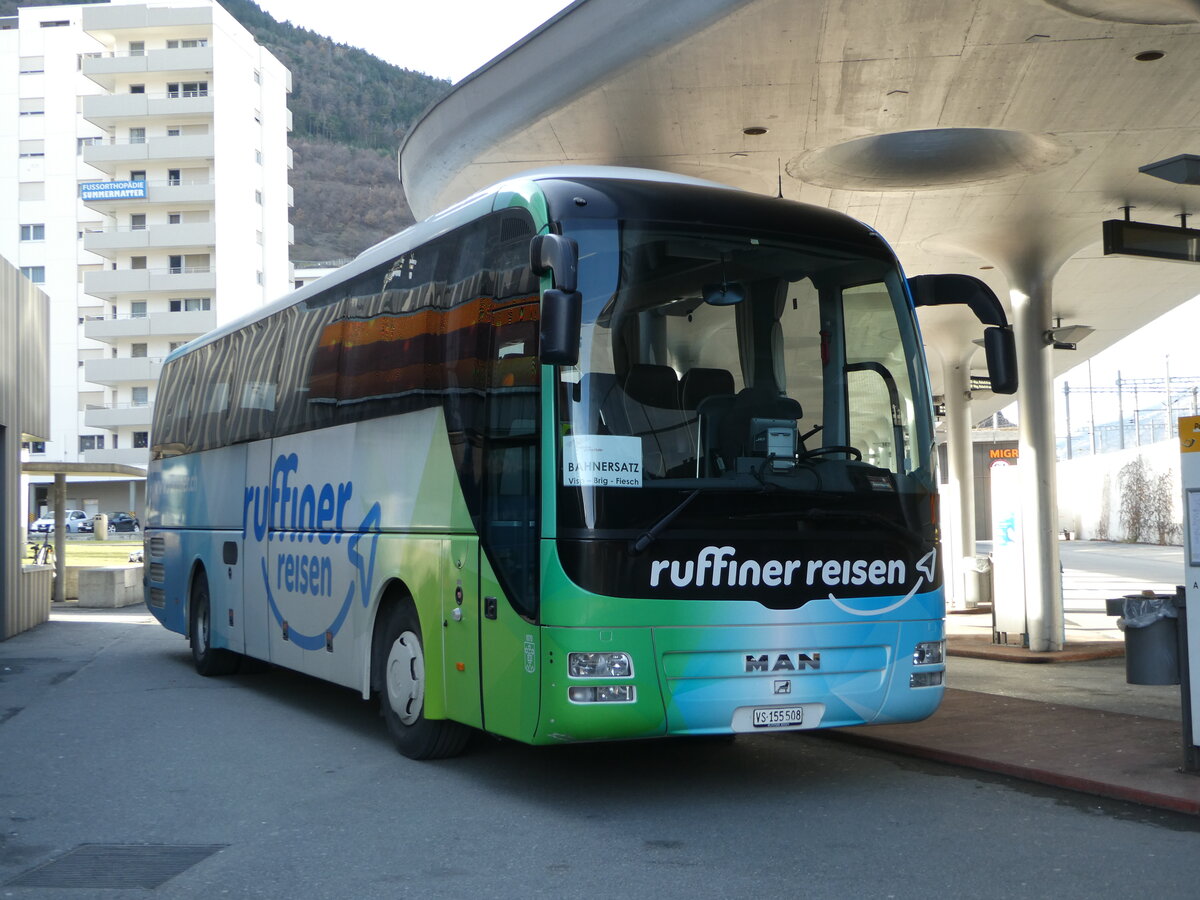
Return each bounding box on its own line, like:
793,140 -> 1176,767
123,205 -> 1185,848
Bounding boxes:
130,301 -> 147,318
169,297 -> 210,312
19,56 -> 44,74
40,20 -> 69,28
167,81 -> 208,98
256,271 -> 264,285
130,214 -> 146,231
19,140 -> 45,158
132,386 -> 149,406
131,343 -> 148,358
22,441 -> 47,454
168,213 -> 182,225
255,149 -> 263,165
133,431 -> 149,448
167,127 -> 181,137
20,224 -> 45,242
20,266 -> 45,284
130,256 -> 147,270
130,169 -> 146,182
167,38 -> 208,49
79,435 -> 105,452
19,98 -> 45,116
129,127 -> 145,144
130,84 -> 145,94
169,341 -> 186,352
76,136 -> 101,155
167,169 -> 181,186
253,69 -> 262,84
129,41 -> 145,57
169,255 -> 182,274
19,182 -> 45,201
254,190 -> 263,205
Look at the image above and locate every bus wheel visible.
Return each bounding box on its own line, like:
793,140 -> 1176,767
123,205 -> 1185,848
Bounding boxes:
189,572 -> 239,676
378,604 -> 470,759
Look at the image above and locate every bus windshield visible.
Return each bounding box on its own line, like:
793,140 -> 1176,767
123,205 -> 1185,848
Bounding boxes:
556,218 -> 933,547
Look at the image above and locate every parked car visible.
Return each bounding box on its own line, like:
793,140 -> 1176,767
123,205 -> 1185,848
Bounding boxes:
30,509 -> 90,533
106,511 -> 141,533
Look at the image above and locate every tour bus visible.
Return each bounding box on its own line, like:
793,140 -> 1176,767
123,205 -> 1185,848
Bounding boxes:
144,167 -> 1016,758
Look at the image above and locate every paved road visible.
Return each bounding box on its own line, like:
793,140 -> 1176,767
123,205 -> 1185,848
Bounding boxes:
1058,540 -> 1185,591
2,608 -> 1199,898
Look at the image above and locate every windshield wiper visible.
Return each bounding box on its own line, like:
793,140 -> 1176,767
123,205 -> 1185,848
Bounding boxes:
629,488 -> 701,554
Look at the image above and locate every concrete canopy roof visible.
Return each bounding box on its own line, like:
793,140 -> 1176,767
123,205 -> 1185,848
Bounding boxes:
399,0 -> 1200,411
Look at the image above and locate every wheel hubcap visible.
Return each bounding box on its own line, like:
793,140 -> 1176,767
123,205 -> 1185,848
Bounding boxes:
386,631 -> 424,725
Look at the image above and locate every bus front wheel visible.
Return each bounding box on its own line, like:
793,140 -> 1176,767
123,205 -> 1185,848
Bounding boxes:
189,572 -> 239,676
377,603 -> 470,759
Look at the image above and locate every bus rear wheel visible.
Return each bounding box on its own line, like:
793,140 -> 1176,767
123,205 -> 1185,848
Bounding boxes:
377,603 -> 470,759
189,572 -> 239,676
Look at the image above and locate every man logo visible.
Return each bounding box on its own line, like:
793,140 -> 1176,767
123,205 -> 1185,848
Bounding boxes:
745,652 -> 821,672
773,680 -> 792,695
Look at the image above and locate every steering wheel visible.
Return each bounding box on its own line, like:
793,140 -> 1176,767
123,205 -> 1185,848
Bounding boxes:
797,445 -> 862,461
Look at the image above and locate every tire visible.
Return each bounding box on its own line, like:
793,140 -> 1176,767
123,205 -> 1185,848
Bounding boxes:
376,603 -> 471,759
189,571 -> 240,676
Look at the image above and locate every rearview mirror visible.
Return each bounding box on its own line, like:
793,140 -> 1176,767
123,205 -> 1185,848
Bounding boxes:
983,326 -> 1018,395
539,288 -> 582,366
909,273 -> 1018,395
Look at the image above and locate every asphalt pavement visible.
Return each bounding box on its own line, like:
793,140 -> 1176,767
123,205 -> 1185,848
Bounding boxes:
829,539 -> 1200,815
2,542 -> 1200,900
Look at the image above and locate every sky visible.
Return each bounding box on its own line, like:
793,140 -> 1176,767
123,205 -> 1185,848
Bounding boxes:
251,0 -> 1199,424
251,0 -> 577,83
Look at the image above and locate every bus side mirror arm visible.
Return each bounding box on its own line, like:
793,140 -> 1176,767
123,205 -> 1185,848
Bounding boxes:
909,273 -> 1019,395
531,235 -> 582,366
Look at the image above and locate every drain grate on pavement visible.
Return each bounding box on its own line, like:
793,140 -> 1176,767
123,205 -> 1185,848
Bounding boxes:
4,843 -> 228,889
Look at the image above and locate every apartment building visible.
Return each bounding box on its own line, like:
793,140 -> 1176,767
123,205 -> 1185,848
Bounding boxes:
0,0 -> 291,512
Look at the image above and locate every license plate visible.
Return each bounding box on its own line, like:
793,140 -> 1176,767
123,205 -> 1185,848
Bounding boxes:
752,706 -> 804,728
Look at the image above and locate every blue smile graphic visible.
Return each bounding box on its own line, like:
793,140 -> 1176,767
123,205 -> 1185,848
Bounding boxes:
263,503 -> 382,649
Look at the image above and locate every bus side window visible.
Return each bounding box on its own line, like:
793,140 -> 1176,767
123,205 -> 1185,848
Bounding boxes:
227,322 -> 277,444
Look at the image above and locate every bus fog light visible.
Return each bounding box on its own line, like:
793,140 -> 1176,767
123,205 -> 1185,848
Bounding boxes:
568,685 -> 635,703
568,651 -> 632,678
910,671 -> 944,688
913,640 -> 945,666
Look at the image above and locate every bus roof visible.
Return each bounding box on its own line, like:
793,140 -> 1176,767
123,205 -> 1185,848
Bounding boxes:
166,167 -> 747,362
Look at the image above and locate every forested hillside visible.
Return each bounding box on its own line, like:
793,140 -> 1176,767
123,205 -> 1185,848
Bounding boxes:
1,0 -> 451,260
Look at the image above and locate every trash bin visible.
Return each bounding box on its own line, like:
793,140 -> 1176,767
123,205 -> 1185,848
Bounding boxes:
1115,591 -> 1180,685
967,555 -> 992,609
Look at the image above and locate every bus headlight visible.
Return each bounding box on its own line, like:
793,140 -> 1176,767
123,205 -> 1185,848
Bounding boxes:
569,685 -> 636,703
912,640 -> 945,666
568,651 -> 633,678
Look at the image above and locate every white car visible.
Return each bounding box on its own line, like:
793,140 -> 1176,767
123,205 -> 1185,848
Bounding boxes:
30,509 -> 90,533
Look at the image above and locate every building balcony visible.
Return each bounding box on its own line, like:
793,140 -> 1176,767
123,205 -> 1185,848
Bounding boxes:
83,3 -> 212,33
85,356 -> 164,386
81,46 -> 214,90
82,91 -> 214,127
83,222 -> 216,258
84,403 -> 154,429
82,134 -> 214,175
84,267 -> 216,301
83,447 -> 150,468
79,179 -> 215,213
83,308 -> 215,341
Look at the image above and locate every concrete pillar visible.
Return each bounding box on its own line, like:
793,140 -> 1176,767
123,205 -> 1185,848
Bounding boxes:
1008,272 -> 1064,651
53,472 -> 65,604
942,351 -> 977,607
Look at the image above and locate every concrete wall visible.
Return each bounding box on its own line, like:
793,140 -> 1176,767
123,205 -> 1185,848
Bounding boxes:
1057,438 -> 1182,544
1,255 -> 51,639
